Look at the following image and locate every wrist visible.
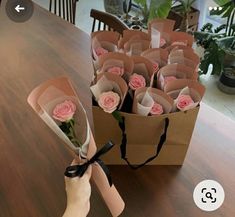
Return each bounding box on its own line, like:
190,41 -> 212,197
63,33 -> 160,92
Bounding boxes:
63,203 -> 88,217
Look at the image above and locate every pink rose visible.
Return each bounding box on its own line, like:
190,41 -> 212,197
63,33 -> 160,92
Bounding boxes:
107,66 -> 124,76
129,73 -> 146,90
164,76 -> 177,85
53,100 -> 76,122
160,38 -> 166,47
98,91 -> 120,113
95,47 -> 108,56
150,102 -> 163,115
152,61 -> 159,73
176,95 -> 194,111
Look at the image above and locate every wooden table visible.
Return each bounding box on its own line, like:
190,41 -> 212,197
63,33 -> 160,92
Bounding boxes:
1,2 -> 235,217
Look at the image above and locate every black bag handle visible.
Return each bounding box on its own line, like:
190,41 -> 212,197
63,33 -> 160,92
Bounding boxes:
113,113 -> 169,169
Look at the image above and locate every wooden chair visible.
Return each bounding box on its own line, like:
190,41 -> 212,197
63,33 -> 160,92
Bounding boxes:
49,0 -> 78,25
90,9 -> 129,35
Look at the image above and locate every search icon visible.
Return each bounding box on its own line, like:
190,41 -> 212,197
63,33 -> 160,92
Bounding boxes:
206,192 -> 213,200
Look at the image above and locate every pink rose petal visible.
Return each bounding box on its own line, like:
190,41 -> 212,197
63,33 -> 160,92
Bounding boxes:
150,102 -> 163,115
95,47 -> 109,56
107,66 -> 124,76
152,61 -> 159,73
98,91 -> 120,113
164,76 -> 177,85
160,38 -> 166,47
128,73 -> 146,91
53,100 -> 76,122
176,94 -> 194,111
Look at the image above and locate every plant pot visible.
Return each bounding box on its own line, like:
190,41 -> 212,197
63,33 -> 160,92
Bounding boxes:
167,6 -> 200,31
218,67 -> 235,94
103,0 -> 124,15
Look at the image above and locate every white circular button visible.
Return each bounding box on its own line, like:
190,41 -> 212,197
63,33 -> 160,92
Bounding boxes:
193,180 -> 225,212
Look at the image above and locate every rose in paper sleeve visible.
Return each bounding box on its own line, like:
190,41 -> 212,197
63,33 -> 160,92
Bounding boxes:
53,100 -> 81,147
107,66 -> 124,76
160,38 -> 166,47
98,91 -> 120,113
164,76 -> 177,85
129,73 -> 146,90
152,61 -> 159,73
176,94 -> 194,111
150,102 -> 163,115
95,47 -> 109,57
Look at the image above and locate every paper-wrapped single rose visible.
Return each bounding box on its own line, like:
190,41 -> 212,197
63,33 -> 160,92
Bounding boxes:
129,73 -> 146,90
171,41 -> 187,46
164,76 -> 177,85
160,38 -> 166,47
107,66 -> 124,76
95,47 -> 109,56
98,91 -> 120,113
152,61 -> 159,73
150,102 -> 163,115
176,94 -> 194,111
53,100 -> 76,122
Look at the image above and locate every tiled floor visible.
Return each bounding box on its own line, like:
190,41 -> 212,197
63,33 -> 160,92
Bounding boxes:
34,0 -> 235,121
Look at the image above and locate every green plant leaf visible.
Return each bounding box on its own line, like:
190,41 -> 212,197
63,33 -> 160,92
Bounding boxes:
213,0 -> 230,6
148,0 -> 172,21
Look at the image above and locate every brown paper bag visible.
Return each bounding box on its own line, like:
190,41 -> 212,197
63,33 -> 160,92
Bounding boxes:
93,105 -> 200,166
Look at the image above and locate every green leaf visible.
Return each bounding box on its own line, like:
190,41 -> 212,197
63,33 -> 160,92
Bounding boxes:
213,0 -> 230,6
112,110 -> 123,123
148,0 -> 172,21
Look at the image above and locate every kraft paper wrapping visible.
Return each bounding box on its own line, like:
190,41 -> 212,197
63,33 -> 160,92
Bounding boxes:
124,39 -> 151,56
91,31 -> 120,70
27,76 -> 125,217
130,56 -> 155,87
91,72 -> 128,109
118,29 -> 150,50
157,63 -> 198,90
164,79 -> 205,100
132,87 -> 174,116
169,31 -> 194,47
96,52 -> 134,76
141,48 -> 169,68
148,18 -> 176,33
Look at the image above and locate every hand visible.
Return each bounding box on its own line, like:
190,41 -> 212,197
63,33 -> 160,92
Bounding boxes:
63,159 -> 92,217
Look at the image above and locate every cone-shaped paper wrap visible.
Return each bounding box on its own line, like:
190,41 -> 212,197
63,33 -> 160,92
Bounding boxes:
118,29 -> 151,50
91,31 -> 121,70
141,48 -> 169,71
132,87 -> 174,116
130,56 -> 155,87
168,49 -> 200,71
164,78 -> 205,101
97,52 -> 134,77
27,76 -> 125,217
148,18 -> 176,33
169,31 -> 194,47
157,63 -> 198,90
165,44 -> 195,54
91,72 -> 128,110
124,39 -> 151,56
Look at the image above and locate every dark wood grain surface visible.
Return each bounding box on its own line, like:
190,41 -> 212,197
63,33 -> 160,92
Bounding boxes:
1,2 -> 235,217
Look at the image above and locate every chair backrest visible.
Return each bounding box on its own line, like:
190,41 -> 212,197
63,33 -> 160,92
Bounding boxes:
90,9 -> 129,35
49,0 -> 77,24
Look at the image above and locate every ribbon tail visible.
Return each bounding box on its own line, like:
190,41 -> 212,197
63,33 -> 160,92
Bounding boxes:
91,164 -> 125,217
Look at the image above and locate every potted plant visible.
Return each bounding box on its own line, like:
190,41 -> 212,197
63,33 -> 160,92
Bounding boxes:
194,0 -> 235,93
168,0 -> 199,32
103,0 -> 124,15
134,0 -> 172,28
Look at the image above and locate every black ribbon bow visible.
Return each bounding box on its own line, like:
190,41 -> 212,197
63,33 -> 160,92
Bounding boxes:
64,141 -> 114,187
